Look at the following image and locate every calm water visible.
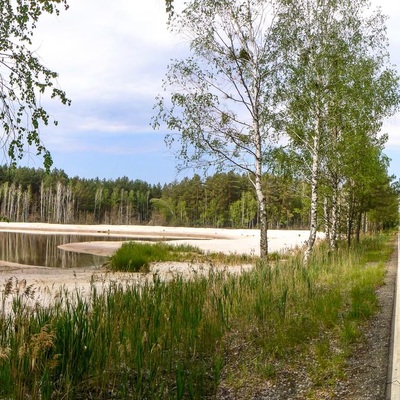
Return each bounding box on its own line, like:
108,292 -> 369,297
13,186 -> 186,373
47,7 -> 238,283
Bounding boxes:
0,232 -> 131,268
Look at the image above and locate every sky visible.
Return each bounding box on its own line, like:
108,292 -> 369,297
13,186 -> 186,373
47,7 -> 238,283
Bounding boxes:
11,0 -> 400,184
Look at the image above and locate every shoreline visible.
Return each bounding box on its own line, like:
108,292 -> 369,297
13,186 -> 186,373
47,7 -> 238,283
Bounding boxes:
0,223 -> 320,309
0,222 -> 320,258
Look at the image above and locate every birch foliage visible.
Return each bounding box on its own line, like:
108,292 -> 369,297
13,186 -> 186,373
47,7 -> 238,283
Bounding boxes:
0,0 -> 70,170
153,0 -> 282,257
275,0 -> 400,259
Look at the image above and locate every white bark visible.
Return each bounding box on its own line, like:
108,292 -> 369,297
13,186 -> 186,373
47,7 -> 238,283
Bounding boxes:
55,181 -> 63,223
329,182 -> 339,250
304,133 -> 319,264
255,173 -> 268,257
323,196 -> 330,239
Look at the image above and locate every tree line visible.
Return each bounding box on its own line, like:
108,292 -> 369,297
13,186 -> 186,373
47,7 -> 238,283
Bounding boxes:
0,165 -> 397,246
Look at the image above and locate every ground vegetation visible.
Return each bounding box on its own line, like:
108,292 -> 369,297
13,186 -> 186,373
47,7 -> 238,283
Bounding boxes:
0,232 -> 393,398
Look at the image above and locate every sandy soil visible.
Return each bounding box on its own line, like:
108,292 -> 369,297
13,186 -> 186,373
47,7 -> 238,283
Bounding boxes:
0,223 -> 322,310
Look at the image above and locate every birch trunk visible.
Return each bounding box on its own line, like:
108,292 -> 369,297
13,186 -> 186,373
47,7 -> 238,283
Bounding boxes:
65,185 -> 74,223
253,94 -> 268,257
304,134 -> 320,264
355,211 -> 362,243
55,181 -> 63,223
16,185 -> 22,222
323,196 -> 330,239
40,181 -> 44,221
255,173 -> 268,258
253,117 -> 268,258
251,36 -> 269,258
22,187 -> 31,222
346,193 -> 354,247
329,181 -> 339,251
8,183 -> 16,221
1,182 -> 8,218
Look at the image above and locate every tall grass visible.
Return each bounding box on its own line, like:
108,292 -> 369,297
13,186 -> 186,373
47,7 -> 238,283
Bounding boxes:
108,241 -> 204,272
0,234 -> 392,399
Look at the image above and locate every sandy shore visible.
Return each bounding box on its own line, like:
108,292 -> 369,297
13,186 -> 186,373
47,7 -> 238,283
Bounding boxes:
0,223 -> 322,310
0,222 -> 317,256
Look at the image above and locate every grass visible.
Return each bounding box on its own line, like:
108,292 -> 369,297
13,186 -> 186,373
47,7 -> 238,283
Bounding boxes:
0,233 -> 393,399
108,240 -> 257,272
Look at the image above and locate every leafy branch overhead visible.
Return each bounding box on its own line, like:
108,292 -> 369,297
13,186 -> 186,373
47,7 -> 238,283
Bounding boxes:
0,0 -> 71,170
165,0 -> 174,16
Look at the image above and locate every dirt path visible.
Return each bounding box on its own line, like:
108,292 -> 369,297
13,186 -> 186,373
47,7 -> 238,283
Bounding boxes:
331,240 -> 397,399
217,239 -> 397,400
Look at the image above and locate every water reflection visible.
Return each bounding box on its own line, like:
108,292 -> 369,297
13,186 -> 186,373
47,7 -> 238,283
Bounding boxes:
0,232 -> 130,268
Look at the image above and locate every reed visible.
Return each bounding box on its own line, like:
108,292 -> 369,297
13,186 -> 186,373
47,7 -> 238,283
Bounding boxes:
0,234 -> 391,399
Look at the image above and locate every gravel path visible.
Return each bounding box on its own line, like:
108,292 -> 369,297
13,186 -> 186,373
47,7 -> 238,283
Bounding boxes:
333,240 -> 397,400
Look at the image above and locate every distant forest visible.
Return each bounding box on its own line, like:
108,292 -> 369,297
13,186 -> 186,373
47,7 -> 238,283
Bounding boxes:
0,165 -> 398,236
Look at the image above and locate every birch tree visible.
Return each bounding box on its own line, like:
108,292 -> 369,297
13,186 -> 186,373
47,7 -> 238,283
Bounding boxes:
323,56 -> 398,249
0,0 -> 70,170
276,0 -> 399,261
342,138 -> 386,244
153,0 -> 281,257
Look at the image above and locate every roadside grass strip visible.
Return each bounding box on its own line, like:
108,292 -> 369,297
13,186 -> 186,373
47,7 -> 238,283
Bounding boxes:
0,234 -> 392,399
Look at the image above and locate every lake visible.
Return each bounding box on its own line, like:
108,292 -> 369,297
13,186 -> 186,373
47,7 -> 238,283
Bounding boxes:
0,232 -> 130,268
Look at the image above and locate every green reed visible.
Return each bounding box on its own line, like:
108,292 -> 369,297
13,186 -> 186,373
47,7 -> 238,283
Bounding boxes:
0,233 -> 392,398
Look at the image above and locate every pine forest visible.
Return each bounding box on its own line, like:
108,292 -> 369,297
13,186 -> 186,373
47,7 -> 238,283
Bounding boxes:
0,164 -> 397,247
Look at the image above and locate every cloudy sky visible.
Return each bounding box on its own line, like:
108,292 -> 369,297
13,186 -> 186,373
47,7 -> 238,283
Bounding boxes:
21,0 -> 400,184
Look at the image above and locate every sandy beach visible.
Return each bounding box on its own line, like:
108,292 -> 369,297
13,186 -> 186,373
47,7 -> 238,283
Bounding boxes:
0,222 -> 316,256
0,223 -> 322,309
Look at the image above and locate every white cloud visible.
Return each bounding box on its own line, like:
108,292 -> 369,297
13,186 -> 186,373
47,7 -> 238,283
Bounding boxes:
33,0 -> 185,99
76,118 -> 151,134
